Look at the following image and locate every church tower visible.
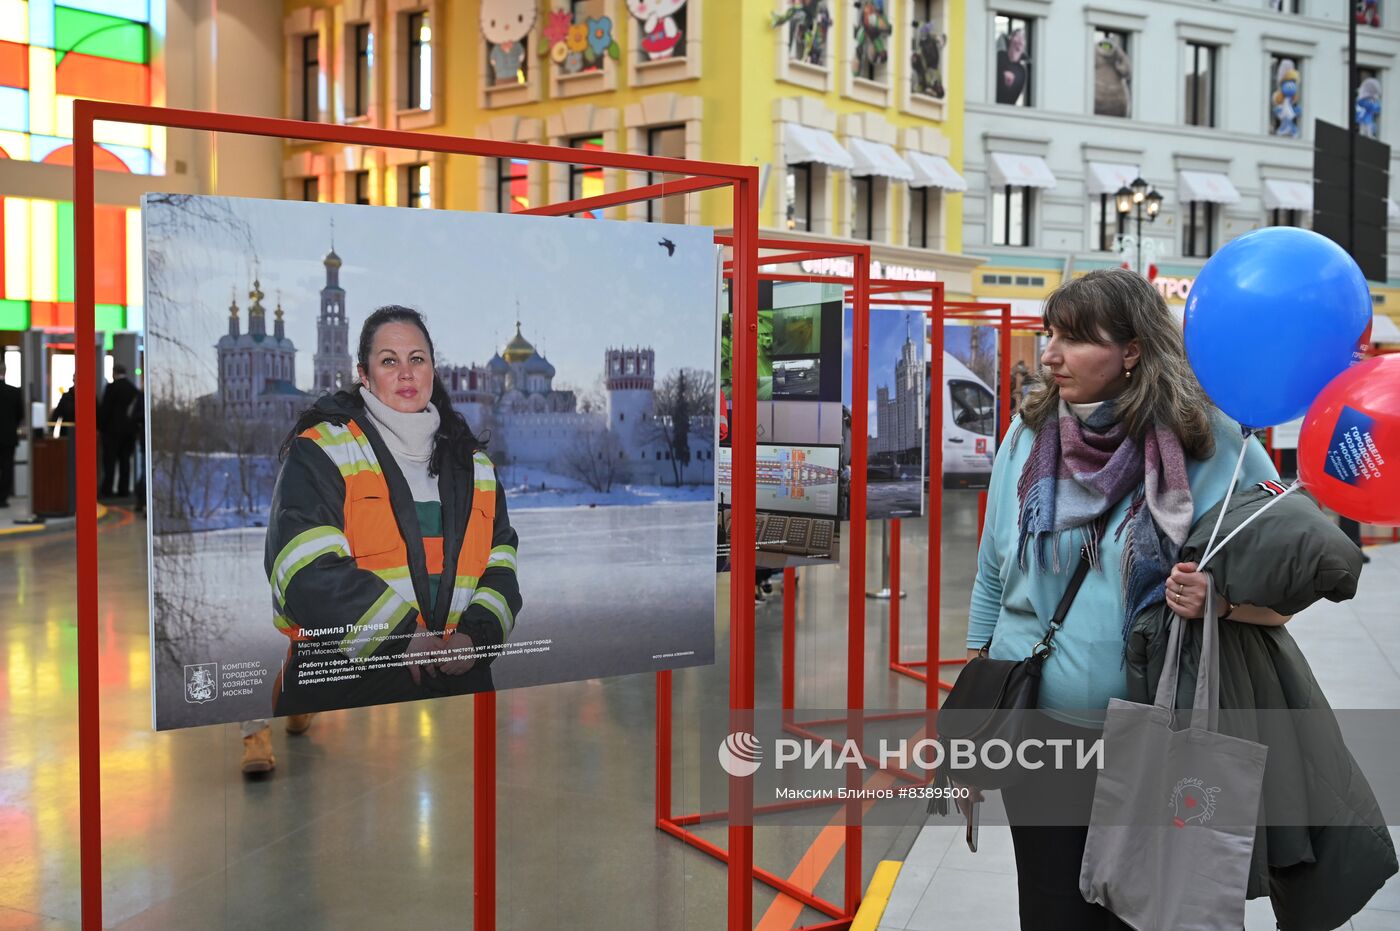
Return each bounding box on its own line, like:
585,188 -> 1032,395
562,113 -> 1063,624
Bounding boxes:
604,346 -> 656,460
314,242 -> 352,394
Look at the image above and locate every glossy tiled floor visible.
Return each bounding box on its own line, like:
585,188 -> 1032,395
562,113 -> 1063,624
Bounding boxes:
0,494 -> 987,930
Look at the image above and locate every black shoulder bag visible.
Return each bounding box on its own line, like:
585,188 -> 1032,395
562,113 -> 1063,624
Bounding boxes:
928,547 -> 1092,812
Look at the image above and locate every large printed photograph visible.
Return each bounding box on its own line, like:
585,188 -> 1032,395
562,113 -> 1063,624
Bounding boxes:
145,195 -> 718,730
843,309 -> 929,519
717,280 -> 848,570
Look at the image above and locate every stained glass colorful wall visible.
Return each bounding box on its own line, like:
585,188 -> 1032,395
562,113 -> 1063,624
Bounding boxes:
0,195 -> 143,332
0,0 -> 166,174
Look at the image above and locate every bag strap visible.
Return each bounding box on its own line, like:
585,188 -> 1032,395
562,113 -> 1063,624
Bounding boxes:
1030,546 -> 1092,659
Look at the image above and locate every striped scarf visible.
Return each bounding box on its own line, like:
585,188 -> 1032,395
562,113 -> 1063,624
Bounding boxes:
1016,398 -> 1194,646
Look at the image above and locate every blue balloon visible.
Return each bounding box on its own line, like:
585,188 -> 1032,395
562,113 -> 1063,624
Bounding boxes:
1184,227 -> 1372,428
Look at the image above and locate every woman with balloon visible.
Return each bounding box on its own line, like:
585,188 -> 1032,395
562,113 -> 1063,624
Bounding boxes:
962,266 -> 1286,928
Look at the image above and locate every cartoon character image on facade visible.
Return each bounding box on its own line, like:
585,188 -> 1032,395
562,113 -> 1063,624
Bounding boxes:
995,27 -> 1029,105
543,6 -> 619,75
1357,76 -> 1382,139
1093,34 -> 1131,118
627,0 -> 686,61
481,0 -> 537,86
1272,59 -> 1302,139
1357,0 -> 1381,28
851,0 -> 892,77
1168,777 -> 1220,828
772,0 -> 832,67
911,22 -> 946,99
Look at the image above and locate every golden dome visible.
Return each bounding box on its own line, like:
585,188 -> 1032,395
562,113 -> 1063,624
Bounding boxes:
502,321 -> 536,363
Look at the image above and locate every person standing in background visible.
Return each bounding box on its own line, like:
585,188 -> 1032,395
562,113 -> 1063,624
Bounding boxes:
97,363 -> 139,498
0,362 -> 21,507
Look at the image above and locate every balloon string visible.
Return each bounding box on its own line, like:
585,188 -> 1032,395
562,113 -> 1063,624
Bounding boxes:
1198,479 -> 1303,571
1200,434 -> 1250,568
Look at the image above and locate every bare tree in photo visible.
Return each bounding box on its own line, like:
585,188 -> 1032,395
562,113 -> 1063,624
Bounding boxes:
650,367 -> 715,486
966,327 -> 998,388
574,372 -> 608,414
556,427 -> 624,492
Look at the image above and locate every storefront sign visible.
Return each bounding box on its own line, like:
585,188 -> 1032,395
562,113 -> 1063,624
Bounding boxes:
1155,276 -> 1194,301
799,258 -> 939,283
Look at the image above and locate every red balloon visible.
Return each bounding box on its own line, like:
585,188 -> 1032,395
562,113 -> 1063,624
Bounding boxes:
1298,354 -> 1400,525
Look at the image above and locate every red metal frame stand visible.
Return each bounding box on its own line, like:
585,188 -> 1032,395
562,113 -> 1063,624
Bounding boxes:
886,301 -> 1039,697
656,238 -> 872,928
73,101 -> 759,931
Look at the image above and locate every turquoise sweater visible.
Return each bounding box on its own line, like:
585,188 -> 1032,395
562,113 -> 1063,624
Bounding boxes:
967,410 -> 1279,727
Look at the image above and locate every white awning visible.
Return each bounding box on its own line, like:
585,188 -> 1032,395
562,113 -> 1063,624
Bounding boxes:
846,138 -> 914,182
906,151 -> 967,191
783,124 -> 853,171
1372,313 -> 1400,344
1178,170 -> 1241,205
1262,178 -> 1313,212
988,152 -> 1057,189
1388,197 -> 1400,224
1085,161 -> 1140,196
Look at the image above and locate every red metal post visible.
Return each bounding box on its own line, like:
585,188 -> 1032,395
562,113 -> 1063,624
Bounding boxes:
728,171 -> 760,931
73,102 -> 102,931
474,691 -> 496,931
928,292 -> 945,712
845,249 -> 872,914
782,567 -> 796,716
888,519 -> 901,667
656,670 -> 672,822
1000,305 -> 1013,443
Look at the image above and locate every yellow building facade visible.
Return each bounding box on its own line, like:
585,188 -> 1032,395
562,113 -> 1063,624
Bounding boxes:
280,0 -> 979,295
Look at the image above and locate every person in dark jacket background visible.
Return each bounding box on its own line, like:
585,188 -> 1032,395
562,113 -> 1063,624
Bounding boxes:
0,362 -> 21,507
97,363 -> 139,497
256,305 -> 521,762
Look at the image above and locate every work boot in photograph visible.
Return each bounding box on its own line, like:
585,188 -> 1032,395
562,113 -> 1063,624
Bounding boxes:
240,727 -> 275,775
284,713 -> 316,736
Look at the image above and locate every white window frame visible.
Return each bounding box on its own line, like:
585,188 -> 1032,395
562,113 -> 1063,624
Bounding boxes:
549,0 -> 621,100
628,0 -> 703,89
906,184 -> 943,250
341,5 -> 382,126
902,0 -> 946,122
547,104 -> 621,219
284,8 -> 330,123
388,0 -> 443,128
475,115 -> 544,214
775,0 -> 836,93
844,0 -> 893,108
624,93 -> 704,226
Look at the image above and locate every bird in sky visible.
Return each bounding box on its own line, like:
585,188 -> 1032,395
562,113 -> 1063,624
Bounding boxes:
658,238 -> 676,256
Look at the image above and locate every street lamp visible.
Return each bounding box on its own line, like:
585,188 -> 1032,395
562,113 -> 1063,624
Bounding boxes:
1116,179 -> 1164,276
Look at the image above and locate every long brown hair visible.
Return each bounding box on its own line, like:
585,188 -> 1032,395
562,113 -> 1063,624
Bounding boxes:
1018,268 -> 1216,458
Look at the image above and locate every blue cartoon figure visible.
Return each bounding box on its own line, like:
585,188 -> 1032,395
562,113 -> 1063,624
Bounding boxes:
1272,59 -> 1301,139
481,0 -> 536,86
1357,77 -> 1382,139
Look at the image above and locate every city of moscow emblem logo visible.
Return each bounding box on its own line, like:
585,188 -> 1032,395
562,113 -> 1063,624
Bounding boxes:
184,663 -> 219,704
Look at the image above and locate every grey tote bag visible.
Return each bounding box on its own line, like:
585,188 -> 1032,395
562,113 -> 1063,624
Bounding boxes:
1079,588 -> 1269,931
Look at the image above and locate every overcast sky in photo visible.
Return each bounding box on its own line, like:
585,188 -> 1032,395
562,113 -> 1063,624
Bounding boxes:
143,195 -> 719,396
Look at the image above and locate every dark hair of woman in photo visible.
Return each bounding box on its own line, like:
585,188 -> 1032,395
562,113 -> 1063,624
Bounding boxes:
960,268 -> 1285,929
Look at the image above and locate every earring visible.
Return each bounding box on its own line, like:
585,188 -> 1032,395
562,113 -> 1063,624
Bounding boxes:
1124,368 -> 1133,380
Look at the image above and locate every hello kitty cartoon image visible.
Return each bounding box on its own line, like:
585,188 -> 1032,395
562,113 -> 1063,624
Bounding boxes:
481,0 -> 537,85
1168,777 -> 1220,828
627,0 -> 686,60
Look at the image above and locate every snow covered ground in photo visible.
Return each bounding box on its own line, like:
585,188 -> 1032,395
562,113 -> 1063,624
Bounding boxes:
150,500 -> 717,729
